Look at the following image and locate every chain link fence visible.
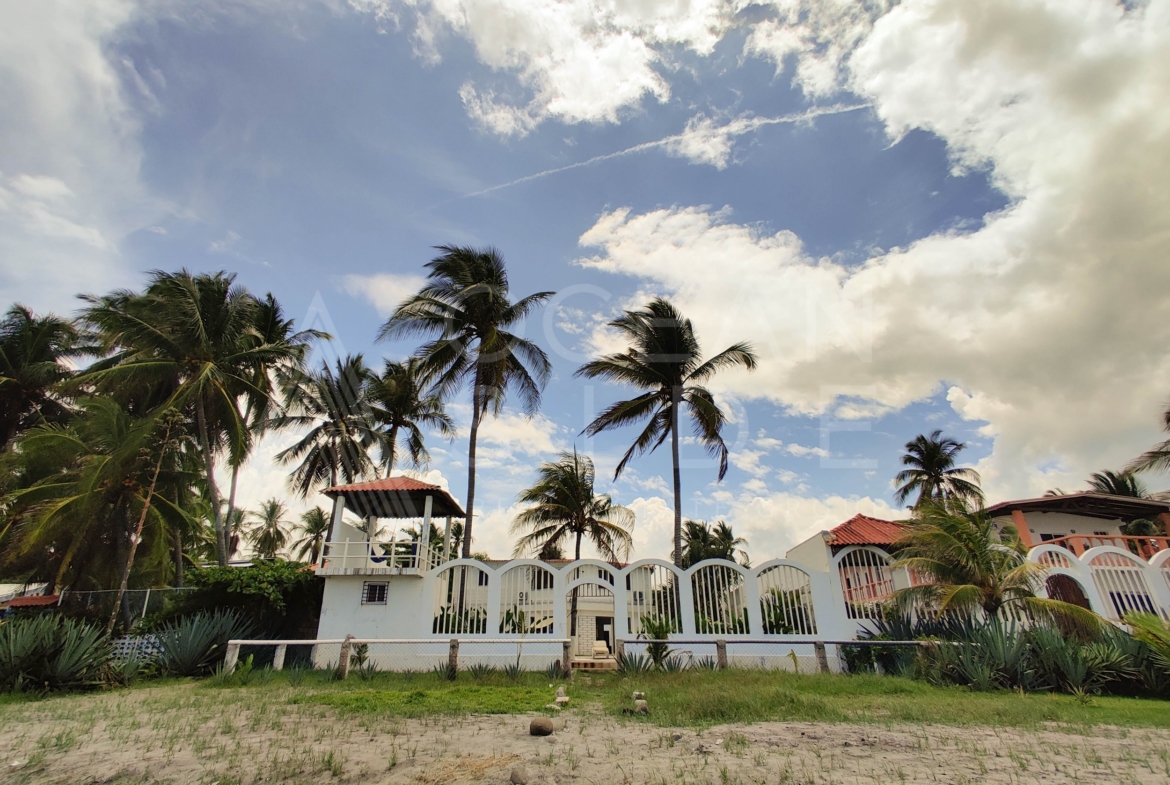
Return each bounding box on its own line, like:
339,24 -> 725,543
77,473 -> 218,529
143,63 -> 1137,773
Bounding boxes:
57,588 -> 195,630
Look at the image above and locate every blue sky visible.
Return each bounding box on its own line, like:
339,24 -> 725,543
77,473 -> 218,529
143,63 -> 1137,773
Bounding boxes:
4,0 -> 1169,560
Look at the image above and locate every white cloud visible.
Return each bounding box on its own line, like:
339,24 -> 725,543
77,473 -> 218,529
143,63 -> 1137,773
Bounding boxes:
577,0 -> 1170,503
356,0 -> 737,135
340,272 -> 428,317
729,448 -> 770,477
785,443 -> 830,458
0,0 -> 161,312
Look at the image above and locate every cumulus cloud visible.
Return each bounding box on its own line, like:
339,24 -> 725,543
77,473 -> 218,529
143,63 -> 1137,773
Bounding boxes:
340,272 -> 428,317
577,0 -> 1170,502
355,0 -> 737,135
0,0 -> 160,312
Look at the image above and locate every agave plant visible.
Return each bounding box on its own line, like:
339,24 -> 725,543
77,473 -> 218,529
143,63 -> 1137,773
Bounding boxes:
155,610 -> 254,677
0,616 -> 113,692
616,651 -> 652,675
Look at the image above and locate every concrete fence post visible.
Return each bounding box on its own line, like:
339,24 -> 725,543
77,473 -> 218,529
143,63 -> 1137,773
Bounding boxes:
614,639 -> 625,661
448,638 -> 459,674
715,639 -> 727,670
272,644 -> 287,672
813,641 -> 829,674
338,635 -> 354,679
562,640 -> 573,675
224,643 -> 241,675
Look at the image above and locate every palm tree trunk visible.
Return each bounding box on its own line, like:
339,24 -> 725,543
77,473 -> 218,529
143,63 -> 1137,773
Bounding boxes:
173,528 -> 184,587
463,385 -> 482,560
108,426 -> 170,632
670,384 -> 683,568
385,423 -> 399,478
570,529 -> 582,647
194,396 -> 227,566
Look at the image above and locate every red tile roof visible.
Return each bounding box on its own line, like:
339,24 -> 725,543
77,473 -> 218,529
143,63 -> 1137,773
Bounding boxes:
322,476 -> 466,517
323,477 -> 442,493
2,594 -> 59,608
826,514 -> 908,546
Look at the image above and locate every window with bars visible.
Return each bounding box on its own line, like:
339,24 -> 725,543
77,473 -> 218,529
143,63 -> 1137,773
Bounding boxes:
362,582 -> 388,605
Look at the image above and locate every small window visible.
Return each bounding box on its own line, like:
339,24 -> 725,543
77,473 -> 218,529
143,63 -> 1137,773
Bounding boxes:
478,571 -> 489,587
633,590 -> 645,606
1094,531 -> 1108,536
1039,533 -> 1066,542
362,582 -> 388,605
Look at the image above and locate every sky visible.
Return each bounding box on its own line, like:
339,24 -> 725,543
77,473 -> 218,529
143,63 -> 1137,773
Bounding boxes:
4,0 -> 1170,562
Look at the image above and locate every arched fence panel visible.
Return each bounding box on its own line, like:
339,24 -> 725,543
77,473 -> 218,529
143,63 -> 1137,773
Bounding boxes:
690,562 -> 751,635
497,563 -> 557,635
624,562 -> 684,636
431,563 -> 490,635
756,563 -> 817,635
834,546 -> 895,620
1086,548 -> 1162,620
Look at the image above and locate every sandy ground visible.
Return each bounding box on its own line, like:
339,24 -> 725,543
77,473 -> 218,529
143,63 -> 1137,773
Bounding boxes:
1,685 -> 1168,785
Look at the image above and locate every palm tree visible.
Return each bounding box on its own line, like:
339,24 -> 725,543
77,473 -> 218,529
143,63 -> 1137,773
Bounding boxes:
0,304 -> 91,450
2,398 -> 193,595
1088,469 -> 1149,497
678,519 -> 749,568
1129,404 -> 1170,477
367,357 -> 455,476
248,498 -> 290,560
511,450 -> 635,562
378,246 -> 554,558
273,354 -> 387,497
79,270 -> 317,565
576,298 -> 757,567
293,506 -> 330,563
891,499 -> 1098,626
222,294 -> 322,541
512,449 -> 634,643
893,430 -> 983,508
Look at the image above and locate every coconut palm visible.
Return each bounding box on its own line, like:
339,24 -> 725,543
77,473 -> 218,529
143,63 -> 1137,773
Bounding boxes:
511,450 -> 634,562
293,506 -> 330,563
367,357 -> 455,476
576,298 -> 757,567
0,304 -> 91,450
678,519 -> 749,568
2,398 -> 193,595
891,499 -> 1099,626
273,354 -> 386,497
378,246 -> 554,558
1129,404 -> 1170,477
79,270 -> 318,565
893,430 -> 983,508
221,294 -> 323,541
248,498 -> 290,560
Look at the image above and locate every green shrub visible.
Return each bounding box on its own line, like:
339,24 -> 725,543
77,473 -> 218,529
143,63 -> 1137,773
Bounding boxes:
146,561 -> 322,638
0,616 -> 113,692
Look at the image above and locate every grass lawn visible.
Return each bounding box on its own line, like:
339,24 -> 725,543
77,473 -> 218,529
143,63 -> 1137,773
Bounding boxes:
3,669 -> 1170,784
276,667 -> 1169,730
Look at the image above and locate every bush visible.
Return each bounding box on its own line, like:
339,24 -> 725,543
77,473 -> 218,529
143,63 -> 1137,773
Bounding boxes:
155,610 -> 254,677
864,613 -> 1167,698
0,616 -> 113,692
145,561 -> 322,638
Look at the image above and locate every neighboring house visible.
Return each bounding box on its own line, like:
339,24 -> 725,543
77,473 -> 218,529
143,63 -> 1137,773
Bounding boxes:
0,594 -> 60,618
985,492 -> 1170,556
785,514 -> 912,618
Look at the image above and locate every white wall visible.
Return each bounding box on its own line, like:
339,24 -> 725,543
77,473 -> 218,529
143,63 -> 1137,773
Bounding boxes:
992,512 -> 1125,542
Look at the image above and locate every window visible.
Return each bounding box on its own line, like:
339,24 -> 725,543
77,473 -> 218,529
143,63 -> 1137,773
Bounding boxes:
632,590 -> 645,606
478,571 -> 490,587
1094,531 -> 1108,536
530,570 -> 554,590
1040,533 -> 1066,542
362,582 -> 388,605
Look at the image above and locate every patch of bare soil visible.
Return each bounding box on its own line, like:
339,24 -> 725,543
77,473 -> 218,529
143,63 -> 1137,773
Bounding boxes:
1,685 -> 1167,785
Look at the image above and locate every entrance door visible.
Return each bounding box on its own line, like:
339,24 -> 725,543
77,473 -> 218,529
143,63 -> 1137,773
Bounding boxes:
1046,574 -> 1090,609
595,616 -> 612,654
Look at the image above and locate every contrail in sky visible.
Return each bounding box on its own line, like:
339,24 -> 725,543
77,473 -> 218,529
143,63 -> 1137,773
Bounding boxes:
444,103 -> 870,203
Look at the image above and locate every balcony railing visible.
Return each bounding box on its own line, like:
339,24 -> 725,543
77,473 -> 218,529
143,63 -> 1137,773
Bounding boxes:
1040,534 -> 1170,559
318,540 -> 444,575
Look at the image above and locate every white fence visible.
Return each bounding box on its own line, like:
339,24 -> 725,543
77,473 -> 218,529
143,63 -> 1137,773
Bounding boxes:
310,544 -> 1170,668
